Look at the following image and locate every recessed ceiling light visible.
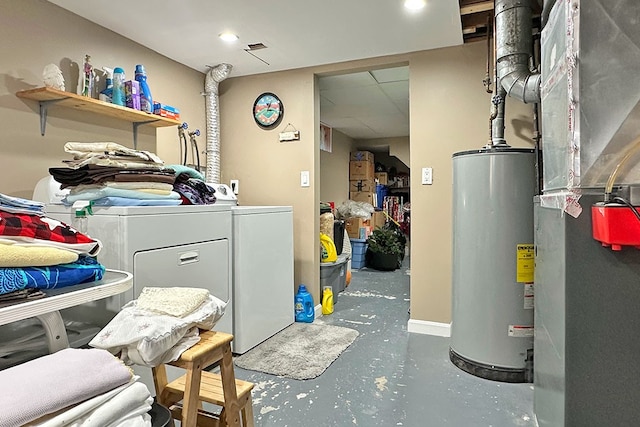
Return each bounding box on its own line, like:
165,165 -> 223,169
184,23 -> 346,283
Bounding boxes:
404,0 -> 426,11
219,32 -> 239,42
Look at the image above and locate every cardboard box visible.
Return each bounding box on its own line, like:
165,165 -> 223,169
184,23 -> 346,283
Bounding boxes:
125,80 -> 140,110
350,161 -> 375,180
349,179 -> 375,193
372,211 -> 386,229
350,151 -> 374,163
375,172 -> 388,185
345,217 -> 371,239
350,191 -> 375,205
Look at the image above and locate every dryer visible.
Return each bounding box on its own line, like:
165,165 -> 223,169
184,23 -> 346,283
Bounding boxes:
208,184 -> 294,354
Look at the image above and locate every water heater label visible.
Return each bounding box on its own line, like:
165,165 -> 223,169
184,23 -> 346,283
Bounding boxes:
524,283 -> 534,310
516,244 -> 535,283
508,325 -> 534,338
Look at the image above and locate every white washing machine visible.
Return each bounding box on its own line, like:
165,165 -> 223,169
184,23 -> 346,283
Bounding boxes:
43,203 -> 234,395
209,184 -> 294,354
43,204 -> 233,337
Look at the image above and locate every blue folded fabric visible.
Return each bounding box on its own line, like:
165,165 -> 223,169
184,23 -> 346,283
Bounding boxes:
0,256 -> 105,295
0,193 -> 45,215
64,188 -> 181,204
167,165 -> 205,181
90,197 -> 182,206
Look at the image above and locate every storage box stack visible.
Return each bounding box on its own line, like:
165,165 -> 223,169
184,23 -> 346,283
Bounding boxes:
349,151 -> 375,206
372,210 -> 386,229
345,217 -> 371,240
375,172 -> 388,185
350,238 -> 368,269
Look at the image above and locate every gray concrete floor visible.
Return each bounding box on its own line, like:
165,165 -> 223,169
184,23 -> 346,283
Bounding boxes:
233,257 -> 536,426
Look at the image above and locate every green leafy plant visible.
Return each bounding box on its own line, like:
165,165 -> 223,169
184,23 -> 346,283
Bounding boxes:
367,227 -> 404,256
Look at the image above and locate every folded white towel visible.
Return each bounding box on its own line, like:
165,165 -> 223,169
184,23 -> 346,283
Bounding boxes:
136,286 -> 210,318
0,348 -> 133,427
30,377 -> 152,427
90,294 -> 227,367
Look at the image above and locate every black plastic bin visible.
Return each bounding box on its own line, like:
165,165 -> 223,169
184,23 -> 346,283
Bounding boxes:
333,220 -> 345,255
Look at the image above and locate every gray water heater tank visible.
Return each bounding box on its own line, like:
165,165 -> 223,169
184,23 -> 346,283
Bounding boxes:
450,148 -> 535,383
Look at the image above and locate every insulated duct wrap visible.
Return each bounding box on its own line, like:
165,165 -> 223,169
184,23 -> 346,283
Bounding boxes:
204,63 -> 232,184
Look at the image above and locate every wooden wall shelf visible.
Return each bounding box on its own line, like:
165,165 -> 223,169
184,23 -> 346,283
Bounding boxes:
16,87 -> 181,147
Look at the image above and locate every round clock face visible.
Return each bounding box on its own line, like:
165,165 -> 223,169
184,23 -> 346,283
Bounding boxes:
253,92 -> 284,128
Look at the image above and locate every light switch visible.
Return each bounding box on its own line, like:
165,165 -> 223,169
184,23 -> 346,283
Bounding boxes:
301,171 -> 310,187
422,167 -> 433,185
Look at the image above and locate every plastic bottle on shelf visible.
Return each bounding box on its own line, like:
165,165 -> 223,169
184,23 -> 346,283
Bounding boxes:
81,54 -> 94,97
294,284 -> 315,323
134,64 -> 153,113
112,67 -> 126,106
99,67 -> 114,103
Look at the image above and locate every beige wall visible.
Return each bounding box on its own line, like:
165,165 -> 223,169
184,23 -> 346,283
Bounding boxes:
0,0 -> 206,201
218,70 -> 319,300
408,44 -> 534,324
2,1 -> 535,327
320,129 -> 352,207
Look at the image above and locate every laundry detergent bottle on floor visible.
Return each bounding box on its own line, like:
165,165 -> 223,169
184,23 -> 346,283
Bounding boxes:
295,284 -> 314,323
321,286 -> 334,315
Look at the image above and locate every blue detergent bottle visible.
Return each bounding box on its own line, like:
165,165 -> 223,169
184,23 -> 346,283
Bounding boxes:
294,284 -> 314,323
135,64 -> 153,113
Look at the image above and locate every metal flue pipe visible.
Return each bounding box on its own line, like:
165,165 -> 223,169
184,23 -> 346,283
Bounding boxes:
491,0 -> 541,145
495,0 -> 541,104
204,63 -> 232,183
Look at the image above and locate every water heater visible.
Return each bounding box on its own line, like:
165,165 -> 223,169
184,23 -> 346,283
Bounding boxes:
450,147 -> 535,382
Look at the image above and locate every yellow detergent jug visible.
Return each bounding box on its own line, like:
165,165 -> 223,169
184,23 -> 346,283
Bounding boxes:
322,286 -> 334,315
320,233 -> 338,263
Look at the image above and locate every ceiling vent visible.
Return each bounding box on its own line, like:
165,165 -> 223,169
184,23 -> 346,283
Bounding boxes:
246,43 -> 267,51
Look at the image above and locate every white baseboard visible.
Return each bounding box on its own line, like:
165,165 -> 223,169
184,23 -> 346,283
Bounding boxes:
315,304 -> 323,319
407,319 -> 451,337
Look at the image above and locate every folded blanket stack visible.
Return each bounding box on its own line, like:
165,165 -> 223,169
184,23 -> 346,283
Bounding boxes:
0,194 -> 105,301
0,347 -> 153,427
90,287 -> 227,367
49,143 -> 219,206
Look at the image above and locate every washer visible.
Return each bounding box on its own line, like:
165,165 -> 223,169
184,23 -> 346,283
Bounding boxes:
209,184 -> 294,354
43,203 -> 233,336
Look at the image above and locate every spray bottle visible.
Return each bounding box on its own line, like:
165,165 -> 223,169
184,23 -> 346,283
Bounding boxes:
81,54 -> 95,97
71,200 -> 93,234
99,67 -> 114,103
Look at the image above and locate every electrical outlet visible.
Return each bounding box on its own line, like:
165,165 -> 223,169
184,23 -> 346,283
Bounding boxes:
230,179 -> 239,194
301,171 -> 310,187
422,167 -> 433,185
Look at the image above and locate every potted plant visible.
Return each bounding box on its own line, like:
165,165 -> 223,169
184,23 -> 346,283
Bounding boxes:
365,226 -> 405,271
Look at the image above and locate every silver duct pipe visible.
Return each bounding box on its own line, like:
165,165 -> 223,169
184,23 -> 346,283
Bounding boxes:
204,63 -> 232,183
495,0 -> 541,104
491,0 -> 541,145
491,83 -> 508,146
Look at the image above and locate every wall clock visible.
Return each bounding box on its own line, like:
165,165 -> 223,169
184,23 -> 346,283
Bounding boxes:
253,92 -> 284,128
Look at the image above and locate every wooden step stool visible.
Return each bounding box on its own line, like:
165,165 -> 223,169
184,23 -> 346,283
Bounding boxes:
152,330 -> 255,427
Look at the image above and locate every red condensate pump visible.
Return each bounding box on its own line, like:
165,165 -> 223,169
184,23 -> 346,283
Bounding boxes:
592,202 -> 640,250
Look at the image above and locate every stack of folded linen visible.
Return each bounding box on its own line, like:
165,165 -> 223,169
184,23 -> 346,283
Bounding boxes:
90,287 -> 227,367
169,164 -> 217,205
49,142 -> 182,207
0,347 -> 153,427
0,193 -> 104,305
